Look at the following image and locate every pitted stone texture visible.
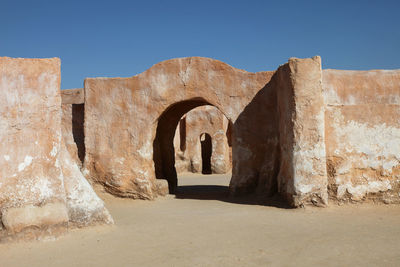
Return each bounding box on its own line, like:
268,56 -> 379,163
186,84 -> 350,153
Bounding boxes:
0,57 -> 69,234
83,57 -> 276,199
174,106 -> 231,174
0,58 -> 113,239
276,56 -> 328,207
323,69 -> 400,203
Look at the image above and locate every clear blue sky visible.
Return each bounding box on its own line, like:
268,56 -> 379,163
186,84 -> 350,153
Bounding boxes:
1,0 -> 399,89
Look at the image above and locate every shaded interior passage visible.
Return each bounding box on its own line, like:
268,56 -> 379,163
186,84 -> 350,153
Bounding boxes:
72,103 -> 85,163
153,98 -> 209,192
226,120 -> 233,147
200,133 -> 212,174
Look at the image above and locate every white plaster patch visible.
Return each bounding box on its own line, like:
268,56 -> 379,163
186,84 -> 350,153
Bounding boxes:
179,65 -> 192,85
329,108 -> 400,200
331,109 -> 400,171
323,85 -> 341,105
382,159 -> 398,172
152,73 -> 170,95
337,180 -> 392,200
32,177 -> 54,200
4,155 -> 10,161
336,161 -> 351,175
82,168 -> 90,176
135,171 -> 151,191
18,155 -> 33,172
296,158 -> 314,174
240,79 -> 252,89
50,145 -> 58,157
293,142 -> 327,176
297,184 -> 314,194
137,144 -> 152,159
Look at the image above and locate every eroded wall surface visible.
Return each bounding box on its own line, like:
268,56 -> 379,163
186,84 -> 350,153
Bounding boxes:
173,106 -> 231,174
0,58 -> 112,240
323,69 -> 400,203
0,57 -> 68,238
276,56 -> 328,206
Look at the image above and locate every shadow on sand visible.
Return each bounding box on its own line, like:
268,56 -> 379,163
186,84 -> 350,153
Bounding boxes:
174,185 -> 292,209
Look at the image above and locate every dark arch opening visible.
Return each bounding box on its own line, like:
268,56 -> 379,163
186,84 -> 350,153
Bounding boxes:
179,117 -> 186,152
72,103 -> 85,164
200,133 -> 212,174
226,120 -> 233,147
153,98 -> 210,193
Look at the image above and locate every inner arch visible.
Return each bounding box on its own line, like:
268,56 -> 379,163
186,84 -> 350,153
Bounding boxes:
153,98 -> 211,193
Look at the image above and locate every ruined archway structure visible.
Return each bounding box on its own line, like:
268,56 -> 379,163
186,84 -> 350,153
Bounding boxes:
83,57 -> 281,201
83,56 -> 400,206
1,55 -> 400,239
83,56 -> 325,206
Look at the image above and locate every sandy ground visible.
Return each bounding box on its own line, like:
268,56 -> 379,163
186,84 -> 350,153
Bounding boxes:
1,173 -> 400,266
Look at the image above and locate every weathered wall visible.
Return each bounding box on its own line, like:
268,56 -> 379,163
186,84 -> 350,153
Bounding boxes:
83,56 -> 400,207
276,56 -> 328,207
0,57 -> 112,240
61,88 -> 85,167
173,105 -> 231,174
323,69 -> 400,203
0,57 -> 68,238
83,57 -> 278,199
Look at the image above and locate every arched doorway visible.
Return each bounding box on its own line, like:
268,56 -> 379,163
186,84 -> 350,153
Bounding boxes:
200,133 -> 212,174
153,98 -> 208,192
153,99 -> 232,193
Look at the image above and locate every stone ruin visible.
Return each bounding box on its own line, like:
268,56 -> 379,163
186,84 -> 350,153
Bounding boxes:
0,58 -> 112,241
0,56 -> 399,240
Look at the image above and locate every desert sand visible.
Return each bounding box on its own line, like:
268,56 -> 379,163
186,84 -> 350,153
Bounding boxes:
1,173 -> 400,266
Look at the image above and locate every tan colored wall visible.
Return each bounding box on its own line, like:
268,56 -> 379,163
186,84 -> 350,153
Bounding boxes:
82,56 -> 333,207
276,56 -> 328,206
83,57 -> 278,200
323,69 -> 400,203
0,57 -> 69,238
174,106 -> 231,174
0,58 -> 112,240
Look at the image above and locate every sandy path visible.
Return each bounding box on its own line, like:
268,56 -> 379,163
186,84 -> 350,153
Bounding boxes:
1,173 -> 400,266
